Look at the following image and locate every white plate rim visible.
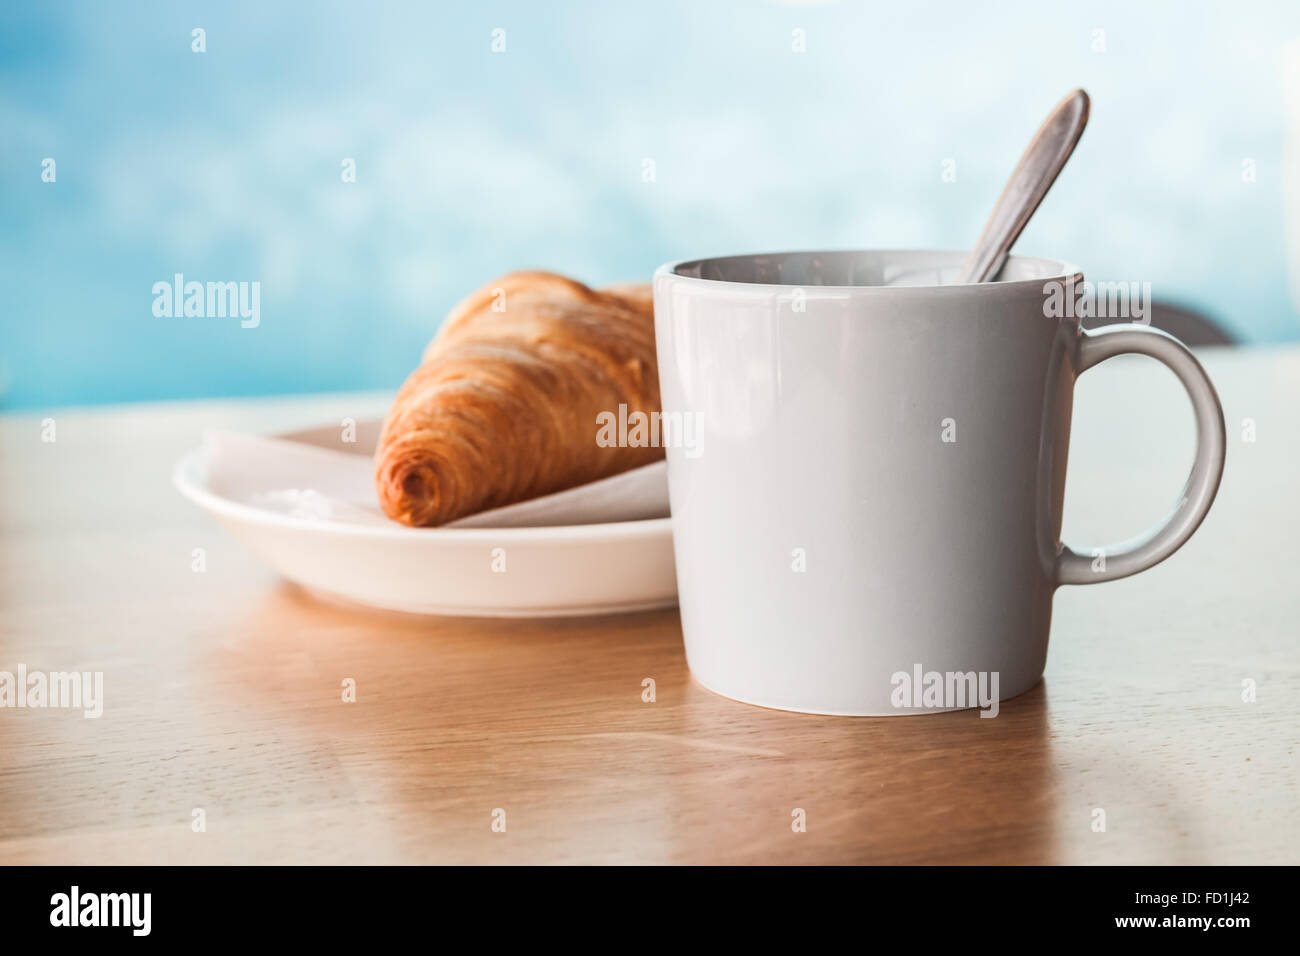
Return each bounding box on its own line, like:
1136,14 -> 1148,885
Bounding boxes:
172,448 -> 673,542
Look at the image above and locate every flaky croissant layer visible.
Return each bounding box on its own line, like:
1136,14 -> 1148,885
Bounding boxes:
375,271 -> 663,527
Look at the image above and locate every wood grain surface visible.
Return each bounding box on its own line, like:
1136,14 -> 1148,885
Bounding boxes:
2,345 -> 1298,864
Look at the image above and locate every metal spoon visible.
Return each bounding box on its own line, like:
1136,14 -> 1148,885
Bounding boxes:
957,88 -> 1090,284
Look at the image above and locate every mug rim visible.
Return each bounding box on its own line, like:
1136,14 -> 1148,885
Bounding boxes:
655,248 -> 1083,293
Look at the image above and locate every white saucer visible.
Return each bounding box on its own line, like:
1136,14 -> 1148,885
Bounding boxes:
173,423 -> 678,618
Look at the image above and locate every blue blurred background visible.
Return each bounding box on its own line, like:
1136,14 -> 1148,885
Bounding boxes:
4,0 -> 1299,409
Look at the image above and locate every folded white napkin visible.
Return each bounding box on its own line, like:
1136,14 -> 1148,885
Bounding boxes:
203,429 -> 670,528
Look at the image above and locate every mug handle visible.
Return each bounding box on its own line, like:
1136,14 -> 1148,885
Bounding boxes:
1056,324 -> 1226,586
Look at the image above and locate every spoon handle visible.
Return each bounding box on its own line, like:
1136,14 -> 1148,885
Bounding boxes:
957,89 -> 1090,284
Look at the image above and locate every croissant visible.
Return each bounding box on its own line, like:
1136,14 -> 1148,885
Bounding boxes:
375,271 -> 663,527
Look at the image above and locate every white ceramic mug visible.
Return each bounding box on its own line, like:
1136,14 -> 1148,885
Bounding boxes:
653,251 -> 1226,715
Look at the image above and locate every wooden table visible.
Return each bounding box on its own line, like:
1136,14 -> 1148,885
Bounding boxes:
2,345 -> 1298,865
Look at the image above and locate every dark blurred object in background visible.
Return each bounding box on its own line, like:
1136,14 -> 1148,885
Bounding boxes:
1084,302 -> 1235,347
